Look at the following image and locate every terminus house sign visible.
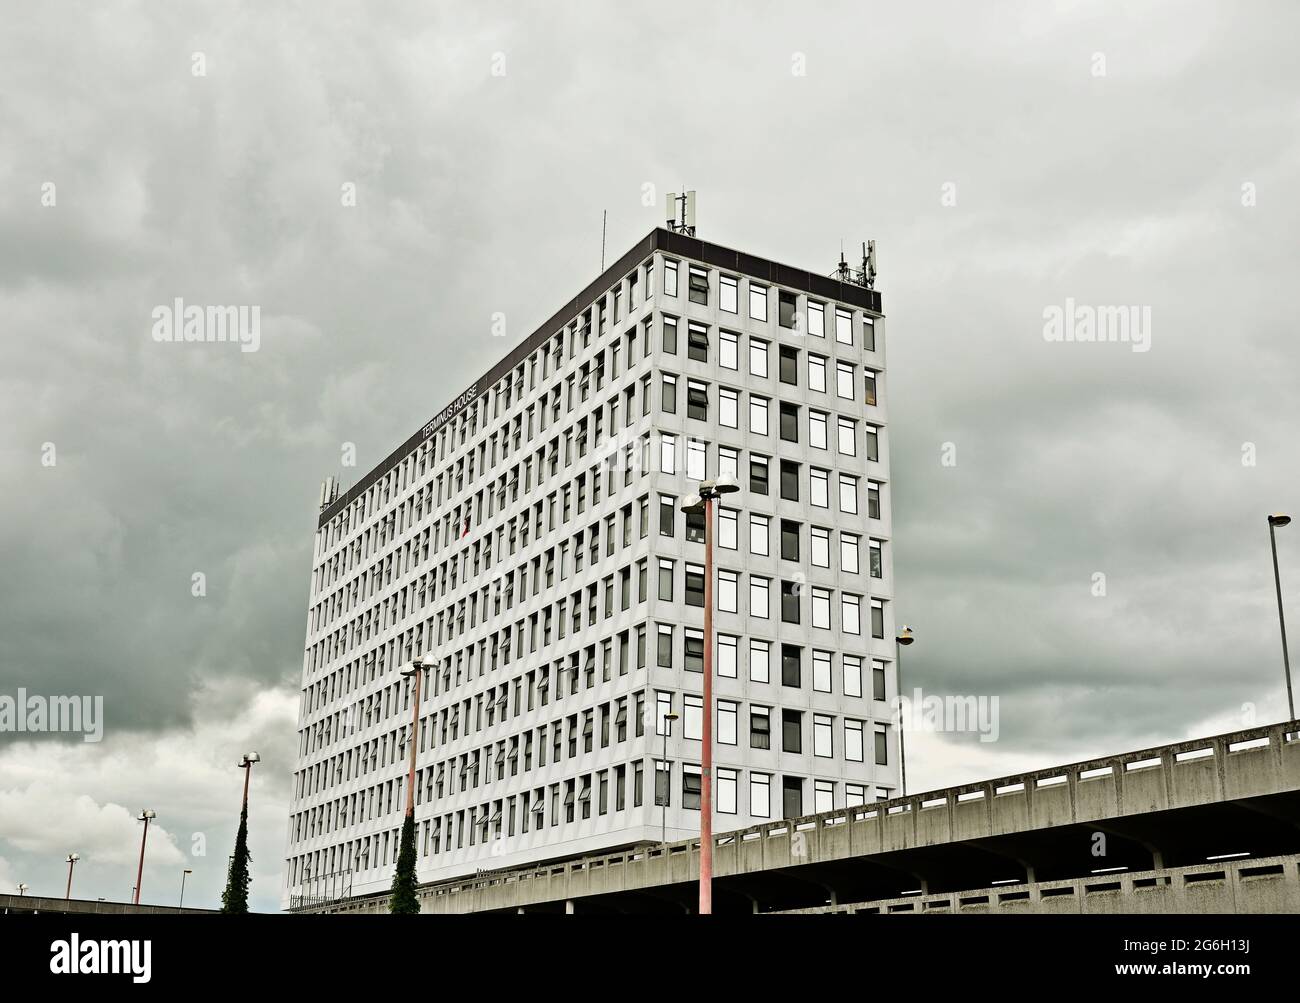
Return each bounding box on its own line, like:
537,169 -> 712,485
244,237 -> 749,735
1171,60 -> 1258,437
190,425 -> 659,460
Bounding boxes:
422,384 -> 479,438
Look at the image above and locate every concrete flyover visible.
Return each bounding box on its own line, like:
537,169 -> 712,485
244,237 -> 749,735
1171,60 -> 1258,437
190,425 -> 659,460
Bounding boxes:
0,894 -> 216,916
308,720 -> 1300,914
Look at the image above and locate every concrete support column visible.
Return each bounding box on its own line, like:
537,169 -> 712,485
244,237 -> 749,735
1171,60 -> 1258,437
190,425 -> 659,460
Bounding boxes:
565,899 -> 575,915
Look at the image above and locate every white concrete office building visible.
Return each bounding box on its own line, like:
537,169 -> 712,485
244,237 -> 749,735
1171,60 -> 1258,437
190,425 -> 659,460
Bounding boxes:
284,227 -> 898,908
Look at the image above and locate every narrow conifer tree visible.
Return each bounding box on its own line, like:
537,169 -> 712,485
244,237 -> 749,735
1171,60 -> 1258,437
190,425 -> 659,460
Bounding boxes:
221,804 -> 252,914
390,813 -> 420,914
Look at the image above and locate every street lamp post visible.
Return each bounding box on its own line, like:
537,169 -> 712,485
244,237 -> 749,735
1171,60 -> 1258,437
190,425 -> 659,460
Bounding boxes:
1267,515 -> 1295,722
896,626 -> 915,797
16,883 -> 27,896
682,476 -> 740,916
179,868 -> 193,909
401,658 -> 427,818
133,810 -> 156,905
661,711 -> 679,844
65,853 -> 79,900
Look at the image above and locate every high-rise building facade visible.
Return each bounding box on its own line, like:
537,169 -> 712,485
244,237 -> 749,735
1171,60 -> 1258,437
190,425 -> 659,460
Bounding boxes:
284,228 -> 897,908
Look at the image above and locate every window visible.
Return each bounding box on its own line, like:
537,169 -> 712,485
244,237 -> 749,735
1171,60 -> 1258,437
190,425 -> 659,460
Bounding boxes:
719,387 -> 738,428
750,455 -> 769,495
684,629 -> 703,672
660,433 -> 676,474
865,369 -> 878,406
781,709 -> 802,753
780,581 -> 799,624
811,468 -> 829,508
659,494 -> 675,537
749,284 -> 768,321
779,345 -> 798,385
871,598 -> 885,639
875,727 -> 889,766
720,330 -> 738,370
779,402 -> 799,443
656,691 -> 672,735
657,558 -> 674,601
655,760 -> 670,806
664,259 -> 678,297
837,416 -> 856,456
865,425 -> 879,462
687,322 -> 709,362
842,593 -> 862,635
835,307 -> 853,345
748,341 -> 768,381
808,354 -> 826,393
685,563 -> 705,607
845,719 -> 864,762
719,508 -> 738,549
657,624 -> 673,667
684,694 -> 703,740
780,520 -> 799,562
779,290 -> 797,329
661,374 -> 677,414
811,587 -> 831,629
749,639 -> 770,683
686,380 -> 708,421
813,714 -> 833,758
811,526 -> 830,567
815,779 -> 834,813
748,513 -> 769,556
750,772 -> 771,817
718,767 -> 738,814
868,480 -> 882,520
808,301 -> 825,338
750,707 -> 771,750
846,783 -> 867,808
781,643 -> 801,687
813,650 -> 833,692
749,575 -> 769,618
719,446 -> 739,481
718,700 -> 738,745
842,533 -> 861,574
839,474 -> 858,514
720,275 -> 738,313
871,658 -> 885,701
809,410 -> 827,450
863,317 -> 875,351
869,538 -> 883,578
749,395 -> 768,435
780,460 -> 799,501
662,316 -> 678,355
718,569 -> 738,612
836,361 -> 855,400
687,439 -> 705,480
718,635 -> 738,678
688,266 -> 708,305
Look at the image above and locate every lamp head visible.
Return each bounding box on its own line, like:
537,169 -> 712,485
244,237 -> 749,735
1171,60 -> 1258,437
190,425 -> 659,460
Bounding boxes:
67,853 -> 79,863
139,809 -> 156,821
1269,513 -> 1291,528
896,625 -> 915,646
680,495 -> 705,514
241,751 -> 261,765
711,475 -> 740,496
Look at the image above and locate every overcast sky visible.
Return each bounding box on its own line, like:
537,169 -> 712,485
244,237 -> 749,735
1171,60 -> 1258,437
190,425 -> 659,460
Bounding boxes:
2,1 -> 1297,913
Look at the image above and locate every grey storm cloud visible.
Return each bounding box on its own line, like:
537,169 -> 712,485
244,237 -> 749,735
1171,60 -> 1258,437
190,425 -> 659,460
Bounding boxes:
1,0 -> 1298,908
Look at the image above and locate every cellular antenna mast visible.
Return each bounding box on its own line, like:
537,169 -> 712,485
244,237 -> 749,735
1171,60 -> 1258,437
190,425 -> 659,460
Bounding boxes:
665,189 -> 697,236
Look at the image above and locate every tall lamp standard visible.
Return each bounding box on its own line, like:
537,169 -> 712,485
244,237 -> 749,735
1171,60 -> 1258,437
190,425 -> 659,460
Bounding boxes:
1267,515 -> 1295,722
400,657 -> 428,818
681,476 -> 740,916
895,626 -> 915,797
133,810 -> 156,905
660,711 -> 680,844
16,883 -> 27,896
179,868 -> 193,909
65,853 -> 79,900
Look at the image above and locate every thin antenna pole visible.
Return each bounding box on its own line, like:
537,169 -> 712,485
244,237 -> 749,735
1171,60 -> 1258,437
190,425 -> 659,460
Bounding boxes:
601,210 -> 607,271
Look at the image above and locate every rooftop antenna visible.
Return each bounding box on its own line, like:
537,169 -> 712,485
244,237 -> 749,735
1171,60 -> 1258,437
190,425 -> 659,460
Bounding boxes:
859,240 -> 877,290
835,241 -> 852,283
665,189 -> 697,236
601,210 -> 607,271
